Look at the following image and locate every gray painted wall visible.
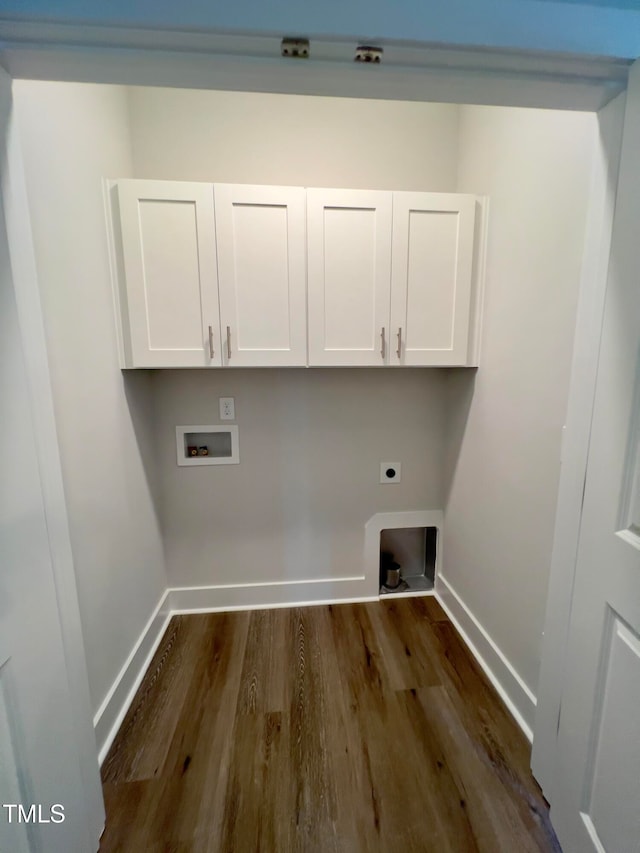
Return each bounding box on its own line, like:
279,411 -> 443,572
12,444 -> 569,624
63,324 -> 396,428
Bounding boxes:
154,369 -> 446,587
126,87 -> 460,191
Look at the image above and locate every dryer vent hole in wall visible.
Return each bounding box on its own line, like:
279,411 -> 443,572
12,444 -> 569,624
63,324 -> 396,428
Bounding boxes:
380,527 -> 437,594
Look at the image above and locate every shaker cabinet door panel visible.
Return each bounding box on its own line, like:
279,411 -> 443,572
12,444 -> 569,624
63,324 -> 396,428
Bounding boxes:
307,189 -> 392,366
214,184 -> 307,366
391,192 -> 476,366
117,180 -> 221,367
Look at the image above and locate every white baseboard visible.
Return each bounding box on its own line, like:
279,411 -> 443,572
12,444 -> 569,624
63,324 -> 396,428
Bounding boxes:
435,573 -> 536,741
93,590 -> 172,764
167,575 -> 370,613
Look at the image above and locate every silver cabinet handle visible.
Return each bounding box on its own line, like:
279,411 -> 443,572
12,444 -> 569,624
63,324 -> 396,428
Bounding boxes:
226,326 -> 231,360
396,327 -> 402,359
380,327 -> 386,359
208,325 -> 214,359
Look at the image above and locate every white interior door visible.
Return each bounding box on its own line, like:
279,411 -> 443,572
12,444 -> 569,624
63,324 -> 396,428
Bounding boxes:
117,179 -> 221,367
307,188 -> 392,366
390,191 -> 476,366
0,72 -> 100,852
550,60 -> 640,853
214,184 -> 307,366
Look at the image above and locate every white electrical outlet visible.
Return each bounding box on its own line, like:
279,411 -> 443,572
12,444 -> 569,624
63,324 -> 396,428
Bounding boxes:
380,462 -> 401,483
219,397 -> 235,420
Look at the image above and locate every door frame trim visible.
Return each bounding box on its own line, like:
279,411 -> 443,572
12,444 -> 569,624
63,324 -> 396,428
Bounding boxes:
531,90 -> 627,799
0,66 -> 105,845
0,19 -> 630,111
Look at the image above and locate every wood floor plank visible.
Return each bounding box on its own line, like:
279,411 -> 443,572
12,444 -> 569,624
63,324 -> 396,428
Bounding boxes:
101,615 -> 210,783
237,608 -> 290,716
101,781 -> 156,850
99,598 -> 559,853
328,604 -> 459,852
369,598 -> 443,690
100,611 -> 250,851
314,605 -> 377,850
407,594 -> 450,623
429,621 -> 542,800
412,685 -> 561,853
160,611 -> 251,849
286,607 -> 340,852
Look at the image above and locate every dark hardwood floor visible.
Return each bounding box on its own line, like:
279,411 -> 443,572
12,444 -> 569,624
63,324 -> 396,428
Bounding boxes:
100,597 -> 560,852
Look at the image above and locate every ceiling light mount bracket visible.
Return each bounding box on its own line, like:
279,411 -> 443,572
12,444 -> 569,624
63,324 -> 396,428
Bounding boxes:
355,45 -> 383,64
281,37 -> 310,59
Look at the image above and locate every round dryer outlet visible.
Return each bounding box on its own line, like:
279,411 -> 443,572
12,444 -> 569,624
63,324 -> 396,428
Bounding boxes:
380,462 -> 401,483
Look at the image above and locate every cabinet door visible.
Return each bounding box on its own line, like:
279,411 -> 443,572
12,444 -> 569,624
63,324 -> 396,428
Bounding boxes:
307,189 -> 392,366
117,180 -> 221,367
390,192 -> 476,366
214,184 -> 307,366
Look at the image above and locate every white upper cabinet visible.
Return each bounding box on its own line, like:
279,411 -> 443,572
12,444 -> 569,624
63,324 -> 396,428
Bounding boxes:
113,181 -> 482,369
390,192 -> 477,366
307,189 -> 393,366
214,184 -> 307,366
116,180 -> 221,367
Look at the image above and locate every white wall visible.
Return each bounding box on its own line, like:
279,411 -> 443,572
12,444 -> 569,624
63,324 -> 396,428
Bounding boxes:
127,87 -> 460,191
442,105 -> 596,728
13,81 -> 168,716
128,87 -> 457,592
155,369 -> 446,588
